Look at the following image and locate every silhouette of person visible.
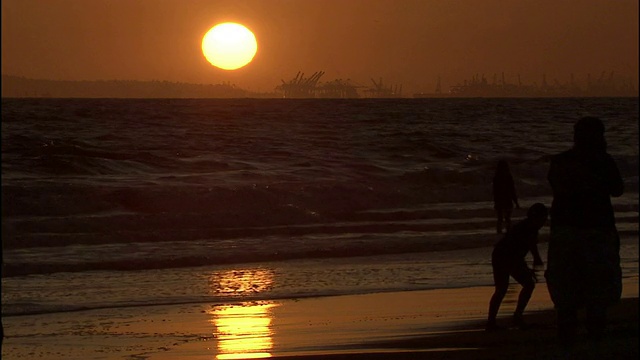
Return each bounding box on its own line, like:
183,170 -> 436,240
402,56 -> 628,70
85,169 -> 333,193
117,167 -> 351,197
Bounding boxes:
545,116 -> 624,346
486,203 -> 548,331
493,160 -> 520,234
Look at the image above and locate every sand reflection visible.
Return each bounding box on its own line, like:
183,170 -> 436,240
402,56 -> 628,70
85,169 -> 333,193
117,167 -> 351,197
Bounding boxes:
207,268 -> 278,359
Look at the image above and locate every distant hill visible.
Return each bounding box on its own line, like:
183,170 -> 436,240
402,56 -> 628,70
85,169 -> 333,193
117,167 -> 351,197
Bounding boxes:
1,75 -> 274,98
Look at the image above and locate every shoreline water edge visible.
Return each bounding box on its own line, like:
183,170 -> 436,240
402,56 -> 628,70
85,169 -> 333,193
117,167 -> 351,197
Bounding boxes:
2,278 -> 638,360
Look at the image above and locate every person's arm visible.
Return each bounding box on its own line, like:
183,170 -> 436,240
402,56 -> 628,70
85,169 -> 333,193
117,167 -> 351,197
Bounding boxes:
528,232 -> 543,266
530,243 -> 544,267
492,179 -> 498,204
529,244 -> 543,283
548,155 -> 574,196
511,181 -> 520,209
605,155 -> 624,197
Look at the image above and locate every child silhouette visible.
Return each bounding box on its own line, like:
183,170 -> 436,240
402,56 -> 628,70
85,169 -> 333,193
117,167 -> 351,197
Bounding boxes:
486,203 -> 548,331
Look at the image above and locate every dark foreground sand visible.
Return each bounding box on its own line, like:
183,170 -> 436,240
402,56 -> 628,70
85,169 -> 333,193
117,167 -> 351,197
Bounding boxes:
2,277 -> 637,360
271,296 -> 638,360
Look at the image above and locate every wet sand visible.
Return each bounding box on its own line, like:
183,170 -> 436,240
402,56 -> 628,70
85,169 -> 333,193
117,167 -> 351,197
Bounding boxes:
2,277 -> 637,360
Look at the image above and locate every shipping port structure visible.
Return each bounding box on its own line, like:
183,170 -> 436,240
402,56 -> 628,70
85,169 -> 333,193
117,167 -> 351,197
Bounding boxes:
414,72 -> 637,98
275,71 -> 403,99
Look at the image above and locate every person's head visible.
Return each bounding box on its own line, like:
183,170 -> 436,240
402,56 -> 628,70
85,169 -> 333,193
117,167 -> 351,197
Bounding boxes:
573,116 -> 606,152
527,203 -> 548,228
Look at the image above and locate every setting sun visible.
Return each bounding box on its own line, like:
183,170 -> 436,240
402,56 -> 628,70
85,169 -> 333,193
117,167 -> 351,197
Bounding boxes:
202,22 -> 257,71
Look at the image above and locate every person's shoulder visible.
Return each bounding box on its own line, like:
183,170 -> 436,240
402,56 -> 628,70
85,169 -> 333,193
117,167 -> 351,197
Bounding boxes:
602,152 -> 617,162
511,218 -> 528,229
511,218 -> 536,235
552,149 -> 574,159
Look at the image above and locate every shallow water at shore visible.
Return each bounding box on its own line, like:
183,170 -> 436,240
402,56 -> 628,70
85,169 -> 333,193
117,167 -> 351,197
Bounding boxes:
2,97 -> 638,319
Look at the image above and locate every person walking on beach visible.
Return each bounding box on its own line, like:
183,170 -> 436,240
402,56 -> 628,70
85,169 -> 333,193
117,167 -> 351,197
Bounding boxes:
545,116 -> 624,346
486,203 -> 548,331
492,160 -> 520,234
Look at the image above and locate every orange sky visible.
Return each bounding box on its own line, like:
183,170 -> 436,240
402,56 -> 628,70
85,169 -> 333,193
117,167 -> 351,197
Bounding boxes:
2,0 -> 638,94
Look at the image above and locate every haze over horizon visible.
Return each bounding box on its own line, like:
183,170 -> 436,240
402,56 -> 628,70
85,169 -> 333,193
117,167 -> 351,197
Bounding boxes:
2,0 -> 638,95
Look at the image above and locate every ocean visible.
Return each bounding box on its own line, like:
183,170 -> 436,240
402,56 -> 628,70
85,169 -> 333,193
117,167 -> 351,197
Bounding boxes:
2,97 -> 638,318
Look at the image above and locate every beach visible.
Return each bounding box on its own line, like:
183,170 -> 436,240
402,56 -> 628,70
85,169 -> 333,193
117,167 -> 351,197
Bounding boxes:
2,276 -> 637,360
2,98 -> 638,360
2,0 -> 639,356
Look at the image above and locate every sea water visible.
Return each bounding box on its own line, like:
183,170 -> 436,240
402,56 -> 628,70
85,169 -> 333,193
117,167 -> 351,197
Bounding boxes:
1,97 -> 638,317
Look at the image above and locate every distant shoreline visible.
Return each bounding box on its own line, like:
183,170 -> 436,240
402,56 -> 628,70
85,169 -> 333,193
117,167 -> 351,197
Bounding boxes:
0,74 -> 273,99
3,74 -> 638,99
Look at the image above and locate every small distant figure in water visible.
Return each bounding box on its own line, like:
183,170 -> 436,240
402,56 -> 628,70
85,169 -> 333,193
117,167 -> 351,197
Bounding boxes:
492,160 -> 520,234
486,203 -> 548,331
545,116 -> 624,347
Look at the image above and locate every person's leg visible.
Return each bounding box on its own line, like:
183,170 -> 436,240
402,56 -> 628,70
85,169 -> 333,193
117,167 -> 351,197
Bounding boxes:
586,304 -> 607,341
487,263 -> 509,330
583,229 -> 621,341
504,208 -> 513,231
511,263 -> 536,328
495,210 -> 504,234
557,306 -> 578,347
547,226 -> 582,347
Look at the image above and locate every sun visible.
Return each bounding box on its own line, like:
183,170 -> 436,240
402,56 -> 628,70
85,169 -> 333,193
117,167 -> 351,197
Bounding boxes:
202,22 -> 257,71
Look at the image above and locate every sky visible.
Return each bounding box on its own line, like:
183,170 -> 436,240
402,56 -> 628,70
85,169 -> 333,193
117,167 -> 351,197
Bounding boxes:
2,0 -> 638,94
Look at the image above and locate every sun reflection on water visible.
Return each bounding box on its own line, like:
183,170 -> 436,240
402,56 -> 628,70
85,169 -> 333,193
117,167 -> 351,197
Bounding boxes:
208,268 -> 274,296
207,268 -> 277,359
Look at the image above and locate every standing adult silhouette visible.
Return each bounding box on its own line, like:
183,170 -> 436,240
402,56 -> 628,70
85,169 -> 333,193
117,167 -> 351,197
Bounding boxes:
545,116 -> 624,346
493,160 -> 520,234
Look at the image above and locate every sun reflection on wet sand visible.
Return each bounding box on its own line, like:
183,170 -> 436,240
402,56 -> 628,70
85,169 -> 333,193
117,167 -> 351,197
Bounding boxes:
207,268 -> 277,359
